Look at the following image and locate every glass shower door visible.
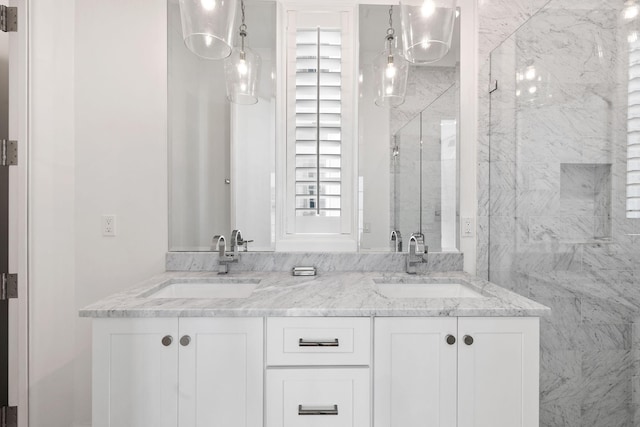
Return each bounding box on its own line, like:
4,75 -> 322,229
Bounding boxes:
487,2 -> 640,425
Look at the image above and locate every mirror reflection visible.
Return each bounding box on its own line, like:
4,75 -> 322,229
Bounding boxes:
168,1 -> 460,253
169,0 -> 277,251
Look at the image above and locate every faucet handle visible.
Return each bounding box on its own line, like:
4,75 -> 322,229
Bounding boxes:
241,239 -> 253,252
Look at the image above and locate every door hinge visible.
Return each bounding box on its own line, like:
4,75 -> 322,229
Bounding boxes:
0,6 -> 17,33
0,273 -> 17,300
489,79 -> 498,94
0,406 -> 17,427
1,140 -> 17,166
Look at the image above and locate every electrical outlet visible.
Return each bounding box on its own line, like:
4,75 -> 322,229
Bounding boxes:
102,215 -> 116,237
363,223 -> 371,233
462,217 -> 474,237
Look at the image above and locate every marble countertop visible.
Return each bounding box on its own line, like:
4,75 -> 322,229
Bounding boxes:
79,271 -> 550,318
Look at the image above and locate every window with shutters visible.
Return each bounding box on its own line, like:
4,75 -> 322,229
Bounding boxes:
629,36 -> 640,219
295,28 -> 343,218
281,6 -> 356,247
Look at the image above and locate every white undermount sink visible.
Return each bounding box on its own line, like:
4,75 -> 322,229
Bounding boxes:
146,279 -> 259,299
374,278 -> 484,299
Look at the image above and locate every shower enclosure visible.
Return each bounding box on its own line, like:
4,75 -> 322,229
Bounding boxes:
484,0 -> 640,425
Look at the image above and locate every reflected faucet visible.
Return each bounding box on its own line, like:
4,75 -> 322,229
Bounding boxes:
231,230 -> 246,257
390,230 -> 403,252
407,232 -> 428,274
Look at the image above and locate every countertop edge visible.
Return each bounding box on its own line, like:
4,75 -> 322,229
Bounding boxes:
78,271 -> 551,319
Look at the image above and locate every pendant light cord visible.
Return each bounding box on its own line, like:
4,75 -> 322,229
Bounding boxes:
387,6 -> 395,56
239,0 -> 247,52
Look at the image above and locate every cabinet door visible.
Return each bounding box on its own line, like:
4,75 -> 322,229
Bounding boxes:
374,317 -> 457,427
457,317 -> 539,427
266,368 -> 370,427
93,318 -> 179,427
178,317 -> 263,427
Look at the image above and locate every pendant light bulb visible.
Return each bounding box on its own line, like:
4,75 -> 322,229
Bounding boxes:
421,0 -> 436,17
200,0 -> 216,11
237,52 -> 248,76
386,57 -> 397,79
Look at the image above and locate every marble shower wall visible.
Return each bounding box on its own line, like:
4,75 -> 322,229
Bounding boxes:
480,1 -> 640,425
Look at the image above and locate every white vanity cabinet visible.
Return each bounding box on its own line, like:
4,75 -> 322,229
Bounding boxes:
92,317 -> 263,427
374,317 -> 540,427
92,315 -> 539,427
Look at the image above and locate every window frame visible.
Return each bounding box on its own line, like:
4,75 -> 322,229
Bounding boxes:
276,2 -> 358,251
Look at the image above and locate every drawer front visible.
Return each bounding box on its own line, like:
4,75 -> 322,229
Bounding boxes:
267,317 -> 371,366
266,368 -> 370,427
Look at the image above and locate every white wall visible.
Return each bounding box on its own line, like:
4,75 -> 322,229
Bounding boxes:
29,0 -> 168,426
28,1 -> 76,426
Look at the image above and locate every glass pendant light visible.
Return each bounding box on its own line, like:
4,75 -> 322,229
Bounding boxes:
374,6 -> 409,108
178,0 -> 237,60
400,0 -> 457,64
224,0 -> 261,105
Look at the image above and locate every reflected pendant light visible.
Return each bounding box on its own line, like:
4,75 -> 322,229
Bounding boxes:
178,0 -> 237,60
400,0 -> 457,64
374,6 -> 409,107
623,0 -> 640,21
224,0 -> 261,105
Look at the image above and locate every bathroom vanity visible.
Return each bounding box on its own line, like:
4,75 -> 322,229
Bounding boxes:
80,270 -> 549,427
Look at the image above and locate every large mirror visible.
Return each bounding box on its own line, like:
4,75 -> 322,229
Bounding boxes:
168,1 -> 460,253
358,5 -> 460,252
390,84 -> 460,253
168,0 -> 277,251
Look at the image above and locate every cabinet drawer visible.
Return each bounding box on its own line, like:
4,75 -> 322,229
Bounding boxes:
266,317 -> 371,366
266,368 -> 370,427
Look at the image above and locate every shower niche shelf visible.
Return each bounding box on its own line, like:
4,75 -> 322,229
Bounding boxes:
557,163 -> 612,242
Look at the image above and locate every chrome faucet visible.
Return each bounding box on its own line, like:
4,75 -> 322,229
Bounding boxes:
407,232 -> 428,274
212,234 -> 237,274
390,230 -> 403,252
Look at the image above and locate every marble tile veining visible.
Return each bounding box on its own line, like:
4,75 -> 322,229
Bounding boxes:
166,251 -> 464,273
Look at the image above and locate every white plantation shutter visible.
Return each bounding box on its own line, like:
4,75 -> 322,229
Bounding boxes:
628,38 -> 640,218
295,28 -> 343,218
285,9 -> 355,238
